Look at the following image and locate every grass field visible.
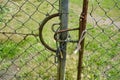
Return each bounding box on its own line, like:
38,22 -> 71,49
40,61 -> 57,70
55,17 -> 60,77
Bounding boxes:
69,0 -> 120,80
0,0 -> 120,80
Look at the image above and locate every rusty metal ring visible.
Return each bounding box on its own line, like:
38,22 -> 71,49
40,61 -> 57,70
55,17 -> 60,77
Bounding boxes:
39,13 -> 59,52
54,28 -> 79,42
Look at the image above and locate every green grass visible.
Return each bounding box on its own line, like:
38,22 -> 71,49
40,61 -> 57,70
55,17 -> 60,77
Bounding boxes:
71,0 -> 120,17
0,0 -> 120,80
0,36 -> 55,80
0,41 -> 20,60
83,25 -> 120,80
0,5 -> 9,23
69,0 -> 120,80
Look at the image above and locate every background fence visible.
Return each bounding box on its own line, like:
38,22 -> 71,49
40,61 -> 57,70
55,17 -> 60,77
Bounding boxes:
0,0 -> 59,80
84,0 -> 120,80
0,0 -> 120,80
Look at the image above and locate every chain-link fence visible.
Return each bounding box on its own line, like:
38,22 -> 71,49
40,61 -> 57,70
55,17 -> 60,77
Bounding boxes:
0,0 -> 59,80
0,0 -> 120,80
83,0 -> 120,80
66,0 -> 120,80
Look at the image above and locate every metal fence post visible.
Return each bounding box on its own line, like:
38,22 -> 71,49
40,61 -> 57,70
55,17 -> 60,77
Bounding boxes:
57,0 -> 68,80
77,0 -> 88,80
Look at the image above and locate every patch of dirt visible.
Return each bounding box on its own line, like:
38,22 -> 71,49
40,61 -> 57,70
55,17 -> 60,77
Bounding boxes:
0,64 -> 19,80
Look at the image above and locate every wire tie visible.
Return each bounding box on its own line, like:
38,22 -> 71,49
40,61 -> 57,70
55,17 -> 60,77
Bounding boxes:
74,30 -> 87,54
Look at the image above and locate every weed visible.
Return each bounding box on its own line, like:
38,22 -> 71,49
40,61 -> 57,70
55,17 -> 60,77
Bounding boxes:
0,5 -> 9,23
0,41 -> 21,60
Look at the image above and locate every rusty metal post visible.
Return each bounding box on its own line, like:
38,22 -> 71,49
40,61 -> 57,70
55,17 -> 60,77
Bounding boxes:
57,0 -> 69,80
77,0 -> 89,80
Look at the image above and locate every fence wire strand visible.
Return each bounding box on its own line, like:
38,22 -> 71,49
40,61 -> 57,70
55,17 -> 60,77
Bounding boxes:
82,0 -> 120,80
0,0 -> 120,80
0,0 -> 59,80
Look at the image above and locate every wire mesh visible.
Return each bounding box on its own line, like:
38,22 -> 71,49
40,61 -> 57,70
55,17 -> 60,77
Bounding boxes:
0,0 -> 120,80
0,0 -> 59,80
83,0 -> 120,80
66,0 -> 120,80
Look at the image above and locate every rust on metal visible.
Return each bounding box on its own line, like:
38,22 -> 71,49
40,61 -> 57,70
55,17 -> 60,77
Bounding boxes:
54,27 -> 79,42
39,13 -> 59,52
77,0 -> 89,80
39,12 -> 79,52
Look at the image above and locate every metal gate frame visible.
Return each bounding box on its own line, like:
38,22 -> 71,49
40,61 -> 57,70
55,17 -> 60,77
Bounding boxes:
57,0 -> 89,80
